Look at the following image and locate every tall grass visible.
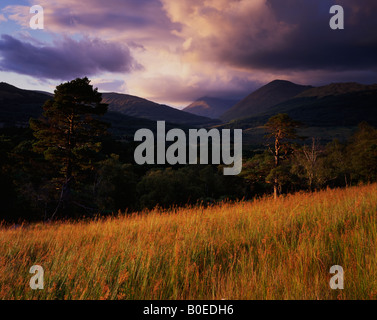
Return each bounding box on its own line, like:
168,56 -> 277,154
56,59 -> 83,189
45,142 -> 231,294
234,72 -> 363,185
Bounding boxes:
1,184 -> 377,300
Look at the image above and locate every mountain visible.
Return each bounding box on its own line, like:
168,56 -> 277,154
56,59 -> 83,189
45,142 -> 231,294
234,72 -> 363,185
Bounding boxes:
0,82 -> 144,137
0,82 -> 52,127
102,92 -> 219,126
295,82 -> 377,98
223,82 -> 377,145
0,83 -> 208,139
220,80 -> 313,122
182,97 -> 238,119
2,80 -> 377,146
261,82 -> 377,127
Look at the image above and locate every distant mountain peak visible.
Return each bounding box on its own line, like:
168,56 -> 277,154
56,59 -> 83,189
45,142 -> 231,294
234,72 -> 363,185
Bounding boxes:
101,92 -> 219,126
268,79 -> 294,84
220,79 -> 312,121
183,96 -> 238,119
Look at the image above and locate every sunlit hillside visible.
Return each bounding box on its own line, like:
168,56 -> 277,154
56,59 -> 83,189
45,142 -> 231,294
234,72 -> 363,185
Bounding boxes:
1,184 -> 377,300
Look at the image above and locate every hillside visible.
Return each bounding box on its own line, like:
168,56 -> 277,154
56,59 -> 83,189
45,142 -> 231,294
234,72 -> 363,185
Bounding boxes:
0,83 -> 197,139
220,80 -> 312,122
102,92 -> 219,126
233,82 -> 377,128
267,83 -> 377,127
1,184 -> 376,299
296,82 -> 377,98
219,81 -> 377,145
0,82 -> 51,127
183,96 -> 238,119
2,80 -> 377,145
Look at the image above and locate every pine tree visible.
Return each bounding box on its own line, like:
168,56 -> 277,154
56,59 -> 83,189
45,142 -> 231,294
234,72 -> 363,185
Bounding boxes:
30,77 -> 109,219
265,113 -> 301,199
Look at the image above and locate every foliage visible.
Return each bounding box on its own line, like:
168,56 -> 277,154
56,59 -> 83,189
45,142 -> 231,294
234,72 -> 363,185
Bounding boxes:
137,165 -> 244,209
347,122 -> 377,183
1,78 -> 377,221
29,77 -> 110,219
264,113 -> 302,198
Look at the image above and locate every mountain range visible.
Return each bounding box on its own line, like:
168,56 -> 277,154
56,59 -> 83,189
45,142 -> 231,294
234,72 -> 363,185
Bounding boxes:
102,92 -> 218,126
217,80 -> 377,145
227,81 -> 377,127
1,79 -> 377,145
0,82 -> 217,138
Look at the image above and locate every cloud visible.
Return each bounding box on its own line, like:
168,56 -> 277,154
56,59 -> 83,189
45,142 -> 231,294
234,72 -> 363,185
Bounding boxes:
161,0 -> 377,72
127,70 -> 263,106
92,78 -> 126,92
0,35 -> 141,80
4,1 -> 180,45
0,14 -> 7,23
2,5 -> 29,27
161,0 -> 293,65
247,0 -> 377,71
1,0 -> 377,106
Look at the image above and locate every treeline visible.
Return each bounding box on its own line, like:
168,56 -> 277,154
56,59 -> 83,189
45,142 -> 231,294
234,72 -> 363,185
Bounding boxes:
1,77 -> 377,222
0,128 -> 244,221
242,121 -> 377,197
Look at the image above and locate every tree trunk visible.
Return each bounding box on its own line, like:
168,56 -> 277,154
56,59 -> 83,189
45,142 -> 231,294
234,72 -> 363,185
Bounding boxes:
274,134 -> 280,199
273,179 -> 278,200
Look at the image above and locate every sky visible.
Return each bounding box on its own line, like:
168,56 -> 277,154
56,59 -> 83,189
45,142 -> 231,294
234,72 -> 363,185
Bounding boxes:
0,0 -> 376,108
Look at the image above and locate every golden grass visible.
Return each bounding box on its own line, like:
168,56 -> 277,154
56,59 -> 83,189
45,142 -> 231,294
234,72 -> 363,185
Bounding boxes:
1,184 -> 377,300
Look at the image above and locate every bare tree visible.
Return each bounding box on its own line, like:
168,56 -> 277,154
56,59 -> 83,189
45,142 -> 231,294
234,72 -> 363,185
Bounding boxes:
298,137 -> 323,190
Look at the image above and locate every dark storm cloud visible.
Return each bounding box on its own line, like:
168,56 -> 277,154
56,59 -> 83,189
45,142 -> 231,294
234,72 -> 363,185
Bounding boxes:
27,0 -> 181,43
222,0 -> 377,72
0,35 -> 140,80
2,0 -> 376,101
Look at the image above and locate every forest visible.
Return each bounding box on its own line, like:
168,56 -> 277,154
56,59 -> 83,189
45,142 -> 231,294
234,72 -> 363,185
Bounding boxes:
1,77 -> 377,222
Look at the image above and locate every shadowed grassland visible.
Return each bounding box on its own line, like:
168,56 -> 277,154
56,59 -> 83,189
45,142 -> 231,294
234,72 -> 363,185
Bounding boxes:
1,184 -> 377,300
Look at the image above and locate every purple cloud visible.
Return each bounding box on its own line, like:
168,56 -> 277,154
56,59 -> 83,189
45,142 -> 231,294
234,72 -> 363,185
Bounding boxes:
93,79 -> 126,92
163,0 -> 377,81
215,0 -> 377,72
237,0 -> 377,71
6,0 -> 181,44
0,35 -> 141,80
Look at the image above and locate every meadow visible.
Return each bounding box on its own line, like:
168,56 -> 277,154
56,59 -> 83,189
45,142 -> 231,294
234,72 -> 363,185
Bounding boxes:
1,184 -> 377,300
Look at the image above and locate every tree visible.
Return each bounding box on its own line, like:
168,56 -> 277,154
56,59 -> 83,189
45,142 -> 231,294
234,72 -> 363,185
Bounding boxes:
319,139 -> 349,188
94,154 -> 138,213
264,113 -> 301,199
347,122 -> 377,183
136,167 -> 201,209
30,77 -> 109,219
0,134 -> 17,220
292,137 -> 324,191
241,151 -> 274,197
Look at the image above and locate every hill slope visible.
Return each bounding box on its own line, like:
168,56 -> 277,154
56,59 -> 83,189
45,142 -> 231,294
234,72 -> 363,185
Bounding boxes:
183,96 -> 238,119
220,80 -> 312,122
102,92 -> 219,126
221,82 -> 377,145
1,184 -> 376,299
0,83 -> 205,139
0,82 -> 51,127
235,82 -> 377,128
0,83 -> 190,139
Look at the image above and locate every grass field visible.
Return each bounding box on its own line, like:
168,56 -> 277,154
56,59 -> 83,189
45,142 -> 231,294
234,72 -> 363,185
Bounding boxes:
1,184 -> 377,300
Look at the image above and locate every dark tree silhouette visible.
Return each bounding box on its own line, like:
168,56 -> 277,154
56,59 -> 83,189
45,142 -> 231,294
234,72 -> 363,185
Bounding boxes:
30,77 -> 109,219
